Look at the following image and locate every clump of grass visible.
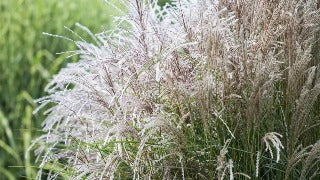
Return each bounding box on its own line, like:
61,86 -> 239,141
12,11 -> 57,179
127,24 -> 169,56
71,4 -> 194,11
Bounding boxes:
32,0 -> 320,179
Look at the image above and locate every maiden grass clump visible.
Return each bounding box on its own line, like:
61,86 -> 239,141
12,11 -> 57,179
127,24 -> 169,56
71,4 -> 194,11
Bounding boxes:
32,0 -> 320,179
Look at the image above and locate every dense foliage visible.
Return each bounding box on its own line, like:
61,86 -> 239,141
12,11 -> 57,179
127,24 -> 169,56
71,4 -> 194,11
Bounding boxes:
29,0 -> 320,179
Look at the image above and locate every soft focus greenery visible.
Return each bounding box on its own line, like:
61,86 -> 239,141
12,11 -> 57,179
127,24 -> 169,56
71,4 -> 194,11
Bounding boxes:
0,0 -> 117,179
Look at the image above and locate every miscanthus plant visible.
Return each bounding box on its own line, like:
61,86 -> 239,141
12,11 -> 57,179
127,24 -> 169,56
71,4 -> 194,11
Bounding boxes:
30,0 -> 320,179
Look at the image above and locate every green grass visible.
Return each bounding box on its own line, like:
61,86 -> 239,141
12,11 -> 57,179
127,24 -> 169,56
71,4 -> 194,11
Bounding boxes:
0,0 -> 117,179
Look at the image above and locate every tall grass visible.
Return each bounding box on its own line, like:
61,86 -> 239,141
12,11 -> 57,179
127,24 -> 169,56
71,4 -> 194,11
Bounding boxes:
33,0 -> 320,179
0,0 -> 116,179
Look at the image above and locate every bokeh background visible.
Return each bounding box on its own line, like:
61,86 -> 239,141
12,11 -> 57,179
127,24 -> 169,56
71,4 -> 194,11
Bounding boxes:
0,0 -> 169,179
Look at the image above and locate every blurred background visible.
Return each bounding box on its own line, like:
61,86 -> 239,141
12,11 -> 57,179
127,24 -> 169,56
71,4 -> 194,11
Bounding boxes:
0,0 -> 169,179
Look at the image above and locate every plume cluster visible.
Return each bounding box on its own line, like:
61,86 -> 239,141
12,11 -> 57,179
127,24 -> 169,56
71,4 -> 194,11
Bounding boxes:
31,0 -> 320,179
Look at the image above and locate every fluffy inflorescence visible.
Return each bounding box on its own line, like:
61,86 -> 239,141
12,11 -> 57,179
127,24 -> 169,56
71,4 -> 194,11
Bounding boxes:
32,0 -> 320,179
